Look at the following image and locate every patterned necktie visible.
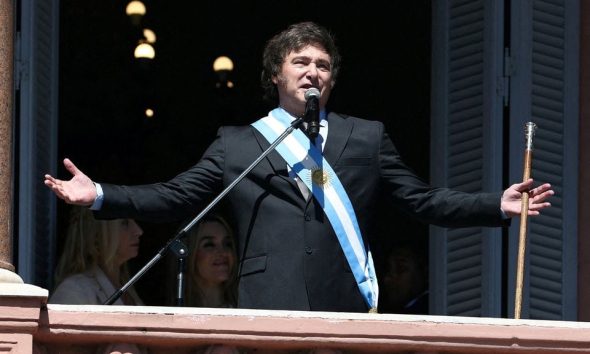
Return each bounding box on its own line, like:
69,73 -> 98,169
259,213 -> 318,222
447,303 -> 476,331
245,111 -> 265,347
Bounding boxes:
295,134 -> 322,200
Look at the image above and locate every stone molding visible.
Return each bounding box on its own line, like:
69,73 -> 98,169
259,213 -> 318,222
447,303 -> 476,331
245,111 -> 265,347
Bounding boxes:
29,305 -> 590,353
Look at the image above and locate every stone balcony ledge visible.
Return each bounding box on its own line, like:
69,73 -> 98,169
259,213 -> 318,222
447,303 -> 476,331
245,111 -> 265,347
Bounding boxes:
25,305 -> 590,353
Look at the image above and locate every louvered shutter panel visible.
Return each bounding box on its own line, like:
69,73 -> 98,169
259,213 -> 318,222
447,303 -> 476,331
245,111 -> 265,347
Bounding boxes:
430,0 -> 505,316
17,0 -> 59,290
508,0 -> 578,320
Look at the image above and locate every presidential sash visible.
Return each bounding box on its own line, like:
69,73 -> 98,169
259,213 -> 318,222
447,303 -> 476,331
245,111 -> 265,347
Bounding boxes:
252,108 -> 378,311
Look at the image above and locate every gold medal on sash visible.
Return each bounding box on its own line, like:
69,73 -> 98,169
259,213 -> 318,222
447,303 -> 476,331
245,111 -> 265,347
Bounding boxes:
311,168 -> 329,186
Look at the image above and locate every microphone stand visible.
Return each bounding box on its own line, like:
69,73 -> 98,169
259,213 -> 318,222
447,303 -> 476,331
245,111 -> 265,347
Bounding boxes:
103,116 -> 305,305
169,239 -> 188,306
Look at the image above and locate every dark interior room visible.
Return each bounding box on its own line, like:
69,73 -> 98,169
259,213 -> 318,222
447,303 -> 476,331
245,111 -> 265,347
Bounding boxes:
56,0 -> 432,305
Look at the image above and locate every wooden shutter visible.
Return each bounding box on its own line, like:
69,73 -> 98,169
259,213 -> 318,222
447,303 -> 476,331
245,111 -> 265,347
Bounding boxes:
16,0 -> 60,290
430,0 -> 505,316
508,0 -> 579,320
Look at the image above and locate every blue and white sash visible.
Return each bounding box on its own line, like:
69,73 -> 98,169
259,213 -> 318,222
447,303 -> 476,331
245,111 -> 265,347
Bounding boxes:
252,108 -> 378,311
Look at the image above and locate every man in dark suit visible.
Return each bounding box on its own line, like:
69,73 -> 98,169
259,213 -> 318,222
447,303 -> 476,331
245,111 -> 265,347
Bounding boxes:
45,22 -> 553,313
378,240 -> 429,315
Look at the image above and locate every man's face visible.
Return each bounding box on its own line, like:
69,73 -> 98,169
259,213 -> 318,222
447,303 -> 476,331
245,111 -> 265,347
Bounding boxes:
272,44 -> 334,117
381,249 -> 426,311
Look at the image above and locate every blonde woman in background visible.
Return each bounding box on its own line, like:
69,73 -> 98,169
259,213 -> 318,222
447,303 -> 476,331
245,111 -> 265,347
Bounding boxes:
159,214 -> 240,354
51,206 -> 144,305
185,214 -> 237,308
48,206 -> 146,354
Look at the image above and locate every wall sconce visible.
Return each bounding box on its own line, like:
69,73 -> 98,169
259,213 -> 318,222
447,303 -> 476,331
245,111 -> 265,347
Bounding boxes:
213,56 -> 234,88
126,1 -> 146,26
134,42 -> 155,59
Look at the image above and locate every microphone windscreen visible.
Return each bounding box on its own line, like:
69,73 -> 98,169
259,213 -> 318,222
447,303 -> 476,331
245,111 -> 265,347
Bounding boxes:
304,88 -> 320,101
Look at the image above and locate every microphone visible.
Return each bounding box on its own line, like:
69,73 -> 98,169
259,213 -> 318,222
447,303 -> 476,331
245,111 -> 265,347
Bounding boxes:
304,88 -> 320,139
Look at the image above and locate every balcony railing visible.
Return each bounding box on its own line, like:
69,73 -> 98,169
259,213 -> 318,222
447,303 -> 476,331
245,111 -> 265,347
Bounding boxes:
2,286 -> 590,354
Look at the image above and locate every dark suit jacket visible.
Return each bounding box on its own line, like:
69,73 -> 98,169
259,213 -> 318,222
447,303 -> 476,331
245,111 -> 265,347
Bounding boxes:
95,112 -> 506,312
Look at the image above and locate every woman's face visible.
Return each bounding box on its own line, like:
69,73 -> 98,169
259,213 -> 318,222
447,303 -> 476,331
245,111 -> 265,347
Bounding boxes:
116,219 -> 143,265
194,221 -> 236,288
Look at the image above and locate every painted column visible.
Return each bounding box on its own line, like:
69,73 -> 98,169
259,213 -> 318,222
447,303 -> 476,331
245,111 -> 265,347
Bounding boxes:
0,0 -> 18,283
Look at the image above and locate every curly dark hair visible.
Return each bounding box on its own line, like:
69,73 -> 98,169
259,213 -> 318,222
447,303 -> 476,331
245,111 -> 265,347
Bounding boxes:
261,21 -> 341,102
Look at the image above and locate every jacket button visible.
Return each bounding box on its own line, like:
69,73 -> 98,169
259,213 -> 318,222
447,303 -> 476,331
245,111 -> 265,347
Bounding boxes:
304,214 -> 311,221
305,246 -> 313,254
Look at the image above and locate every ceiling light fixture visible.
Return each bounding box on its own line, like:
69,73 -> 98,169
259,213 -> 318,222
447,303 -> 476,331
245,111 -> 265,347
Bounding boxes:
134,42 -> 155,59
143,28 -> 157,44
126,1 -> 146,26
213,56 -> 234,72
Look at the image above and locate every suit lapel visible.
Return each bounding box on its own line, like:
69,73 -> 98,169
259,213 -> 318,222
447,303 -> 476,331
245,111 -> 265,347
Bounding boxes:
251,125 -> 304,197
323,112 -> 353,165
251,126 -> 287,173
